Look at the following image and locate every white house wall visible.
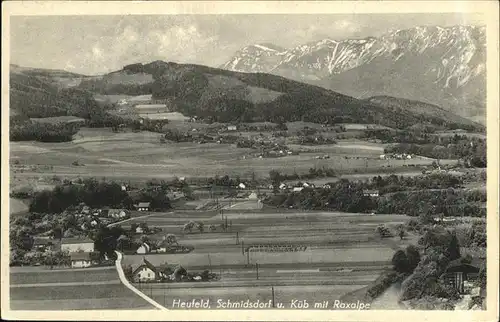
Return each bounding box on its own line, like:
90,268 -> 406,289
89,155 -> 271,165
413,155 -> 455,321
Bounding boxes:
61,243 -> 94,253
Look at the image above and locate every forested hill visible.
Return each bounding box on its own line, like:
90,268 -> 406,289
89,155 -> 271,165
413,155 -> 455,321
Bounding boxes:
10,61 -> 484,131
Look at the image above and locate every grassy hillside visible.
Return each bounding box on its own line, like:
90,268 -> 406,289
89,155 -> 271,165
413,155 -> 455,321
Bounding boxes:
10,65 -> 102,118
364,96 -> 483,131
74,61 -> 483,130
10,62 -> 484,131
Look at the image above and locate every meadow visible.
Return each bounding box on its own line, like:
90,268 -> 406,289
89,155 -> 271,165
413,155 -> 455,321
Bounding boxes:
10,126 -> 453,187
9,266 -> 155,310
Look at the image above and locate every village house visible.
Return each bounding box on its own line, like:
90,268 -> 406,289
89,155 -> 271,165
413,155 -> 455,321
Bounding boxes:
136,242 -> 152,254
443,258 -> 482,293
136,202 -> 151,212
135,226 -> 146,234
248,192 -> 258,200
227,125 -> 237,131
70,252 -> 98,268
238,183 -> 246,189
363,189 -> 380,197
155,239 -> 174,253
107,209 -> 130,219
293,187 -> 304,192
61,238 -> 95,253
132,258 -> 161,282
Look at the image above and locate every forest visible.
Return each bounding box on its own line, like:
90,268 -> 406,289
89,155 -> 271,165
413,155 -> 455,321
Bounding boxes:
264,173 -> 486,218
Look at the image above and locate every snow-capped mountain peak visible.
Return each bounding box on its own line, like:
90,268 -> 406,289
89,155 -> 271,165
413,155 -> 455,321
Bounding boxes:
220,25 -> 486,121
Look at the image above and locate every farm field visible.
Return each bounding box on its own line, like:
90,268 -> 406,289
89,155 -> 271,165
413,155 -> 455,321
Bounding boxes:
9,127 -> 453,187
118,209 -> 409,308
9,266 -> 156,310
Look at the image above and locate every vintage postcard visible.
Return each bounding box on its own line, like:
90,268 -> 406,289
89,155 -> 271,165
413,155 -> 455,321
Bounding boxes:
1,1 -> 499,321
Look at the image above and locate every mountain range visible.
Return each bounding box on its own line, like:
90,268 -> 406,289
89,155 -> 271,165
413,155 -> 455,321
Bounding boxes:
221,25 -> 486,123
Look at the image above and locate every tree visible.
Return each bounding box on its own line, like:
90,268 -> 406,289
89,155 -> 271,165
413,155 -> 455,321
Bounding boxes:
138,222 -> 150,234
51,226 -> 63,241
397,225 -> 406,240
196,222 -> 204,233
183,221 -> 196,233
140,234 -> 150,244
392,250 -> 410,273
92,226 -> 122,259
173,265 -> 188,281
405,245 -> 421,273
447,231 -> 461,261
165,234 -> 178,245
116,234 -> 131,251
269,170 -> 282,186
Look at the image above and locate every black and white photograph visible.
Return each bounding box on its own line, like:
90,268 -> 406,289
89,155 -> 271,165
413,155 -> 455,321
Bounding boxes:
2,1 -> 498,320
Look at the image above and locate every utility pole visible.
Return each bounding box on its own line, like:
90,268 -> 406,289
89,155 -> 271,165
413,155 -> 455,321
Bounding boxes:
271,286 -> 275,308
236,231 -> 239,244
247,249 -> 250,266
256,262 -> 259,280
241,241 -> 245,255
208,253 -> 212,273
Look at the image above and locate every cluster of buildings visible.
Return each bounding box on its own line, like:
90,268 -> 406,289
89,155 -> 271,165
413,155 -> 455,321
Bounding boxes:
135,239 -> 188,255
32,237 -> 99,268
72,206 -> 131,231
270,182 -> 318,192
379,153 -> 413,160
129,258 -> 208,283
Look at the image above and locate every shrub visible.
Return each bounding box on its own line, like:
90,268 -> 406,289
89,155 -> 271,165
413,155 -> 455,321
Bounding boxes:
392,250 -> 410,273
406,219 -> 422,232
406,245 -> 421,273
376,225 -> 393,238
365,271 -> 401,301
400,261 -> 440,300
447,232 -> 461,261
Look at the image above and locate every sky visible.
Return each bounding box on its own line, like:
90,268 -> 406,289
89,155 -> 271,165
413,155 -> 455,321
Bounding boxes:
10,13 -> 485,75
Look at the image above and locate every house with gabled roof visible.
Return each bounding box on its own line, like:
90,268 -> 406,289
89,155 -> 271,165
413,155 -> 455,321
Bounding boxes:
135,202 -> 151,212
132,257 -> 160,282
70,252 -> 98,268
443,258 -> 483,294
136,242 -> 152,255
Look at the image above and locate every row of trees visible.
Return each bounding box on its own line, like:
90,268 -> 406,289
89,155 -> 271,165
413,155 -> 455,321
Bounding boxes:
29,178 -> 173,214
10,121 -> 81,142
29,180 -> 133,214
